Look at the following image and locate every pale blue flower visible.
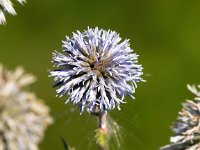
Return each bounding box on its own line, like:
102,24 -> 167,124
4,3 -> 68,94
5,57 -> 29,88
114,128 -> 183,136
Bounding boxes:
50,27 -> 143,113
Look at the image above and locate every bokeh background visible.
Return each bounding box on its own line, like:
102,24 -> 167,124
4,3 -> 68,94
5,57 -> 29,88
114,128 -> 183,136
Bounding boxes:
1,0 -> 200,149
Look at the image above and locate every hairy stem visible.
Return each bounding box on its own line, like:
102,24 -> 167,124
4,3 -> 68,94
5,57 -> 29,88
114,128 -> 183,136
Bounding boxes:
97,111 -> 108,150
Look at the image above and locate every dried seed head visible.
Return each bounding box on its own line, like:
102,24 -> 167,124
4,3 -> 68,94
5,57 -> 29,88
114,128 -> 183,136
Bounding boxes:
0,0 -> 26,25
0,64 -> 53,150
161,85 -> 200,150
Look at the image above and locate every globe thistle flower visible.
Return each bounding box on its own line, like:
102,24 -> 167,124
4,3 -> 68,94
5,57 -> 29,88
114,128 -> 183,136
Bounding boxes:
50,27 -> 143,113
0,64 -> 53,150
0,0 -> 26,25
161,85 -> 200,150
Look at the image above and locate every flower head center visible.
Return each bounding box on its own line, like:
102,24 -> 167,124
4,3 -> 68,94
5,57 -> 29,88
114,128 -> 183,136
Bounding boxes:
91,60 -> 107,76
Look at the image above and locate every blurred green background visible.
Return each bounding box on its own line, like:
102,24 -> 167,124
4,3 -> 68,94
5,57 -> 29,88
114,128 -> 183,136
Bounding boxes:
0,0 -> 200,149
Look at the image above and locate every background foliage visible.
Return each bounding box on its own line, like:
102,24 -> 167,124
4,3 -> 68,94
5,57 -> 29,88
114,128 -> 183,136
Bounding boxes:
0,0 -> 200,149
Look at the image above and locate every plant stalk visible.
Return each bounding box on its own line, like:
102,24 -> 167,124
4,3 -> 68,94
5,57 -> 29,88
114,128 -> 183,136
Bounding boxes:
98,111 -> 107,150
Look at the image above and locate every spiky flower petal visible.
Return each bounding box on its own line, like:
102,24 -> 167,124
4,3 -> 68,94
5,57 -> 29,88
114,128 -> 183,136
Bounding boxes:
0,64 -> 53,150
0,0 -> 26,25
50,27 -> 143,113
161,85 -> 200,150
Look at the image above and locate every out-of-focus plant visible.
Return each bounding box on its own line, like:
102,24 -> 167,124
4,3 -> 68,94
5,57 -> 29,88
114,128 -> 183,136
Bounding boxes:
60,137 -> 75,150
0,0 -> 26,25
0,64 -> 53,150
50,27 -> 143,149
161,85 -> 200,150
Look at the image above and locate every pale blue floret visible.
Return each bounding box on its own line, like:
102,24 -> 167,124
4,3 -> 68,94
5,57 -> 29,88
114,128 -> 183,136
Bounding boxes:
50,27 -> 143,113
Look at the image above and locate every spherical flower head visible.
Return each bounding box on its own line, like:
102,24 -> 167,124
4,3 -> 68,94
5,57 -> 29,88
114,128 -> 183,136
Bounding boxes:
0,0 -> 26,25
160,85 -> 200,150
50,27 -> 143,113
0,64 -> 53,150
